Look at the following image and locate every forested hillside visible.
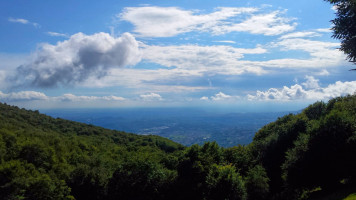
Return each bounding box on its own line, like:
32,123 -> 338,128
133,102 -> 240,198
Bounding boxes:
0,102 -> 183,199
0,95 -> 355,200
250,95 -> 356,199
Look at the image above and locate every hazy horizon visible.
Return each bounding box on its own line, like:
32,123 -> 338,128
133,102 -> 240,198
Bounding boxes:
40,106 -> 296,147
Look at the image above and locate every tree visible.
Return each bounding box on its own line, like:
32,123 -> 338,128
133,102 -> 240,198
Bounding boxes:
0,160 -> 73,200
283,109 -> 355,190
223,145 -> 254,176
175,143 -> 222,200
205,164 -> 247,200
326,0 -> 356,68
245,165 -> 270,200
108,160 -> 172,200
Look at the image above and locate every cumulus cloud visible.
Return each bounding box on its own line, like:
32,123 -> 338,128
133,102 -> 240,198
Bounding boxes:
211,92 -> 233,101
0,91 -> 48,101
200,92 -> 239,101
119,6 -> 294,37
140,93 -> 163,101
248,85 -> 307,101
302,75 -> 320,89
14,32 -> 141,87
8,17 -> 39,28
248,76 -> 356,101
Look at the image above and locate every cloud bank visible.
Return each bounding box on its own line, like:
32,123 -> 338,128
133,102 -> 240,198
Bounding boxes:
0,91 -> 48,101
0,91 -> 125,102
248,76 -> 356,101
56,94 -> 125,102
14,32 -> 141,87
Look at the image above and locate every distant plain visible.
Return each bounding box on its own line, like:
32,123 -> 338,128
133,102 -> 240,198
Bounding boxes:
43,108 -> 294,147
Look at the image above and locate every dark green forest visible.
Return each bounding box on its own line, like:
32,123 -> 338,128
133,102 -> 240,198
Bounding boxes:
0,95 -> 356,200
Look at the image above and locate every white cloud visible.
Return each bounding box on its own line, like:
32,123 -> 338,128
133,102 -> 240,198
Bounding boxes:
319,81 -> 356,99
213,40 -> 236,44
119,6 -> 294,37
280,31 -> 321,39
0,91 -> 48,101
248,76 -> 356,101
79,68 -> 211,93
47,32 -> 68,37
8,18 -> 29,24
200,92 -> 240,101
0,91 -> 126,103
14,32 -> 141,87
70,36 -> 347,92
275,38 -> 340,54
302,75 -> 320,89
140,36 -> 346,79
211,92 -> 233,101
214,10 -> 296,36
56,93 -> 125,102
200,96 -> 209,100
315,69 -> 330,76
263,38 -> 346,68
140,93 -> 163,101
8,17 -> 39,28
141,44 -> 267,75
76,35 -> 346,92
315,28 -> 332,33
248,84 -> 307,101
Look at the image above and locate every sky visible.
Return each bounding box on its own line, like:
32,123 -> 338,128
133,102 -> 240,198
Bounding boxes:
0,0 -> 355,112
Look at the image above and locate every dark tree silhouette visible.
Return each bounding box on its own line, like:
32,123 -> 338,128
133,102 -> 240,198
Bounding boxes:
326,0 -> 356,69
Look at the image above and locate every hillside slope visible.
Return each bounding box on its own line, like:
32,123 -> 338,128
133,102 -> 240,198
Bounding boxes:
250,95 -> 356,199
0,103 -> 183,199
0,95 -> 355,200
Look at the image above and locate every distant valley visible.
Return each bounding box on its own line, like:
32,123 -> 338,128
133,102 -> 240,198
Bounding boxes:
43,108 -> 294,147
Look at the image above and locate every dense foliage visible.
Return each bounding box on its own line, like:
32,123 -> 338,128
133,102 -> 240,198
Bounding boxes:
0,103 -> 183,200
251,95 -> 356,199
0,95 -> 355,199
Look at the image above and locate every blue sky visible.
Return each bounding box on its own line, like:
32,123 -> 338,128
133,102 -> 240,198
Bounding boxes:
0,0 -> 355,111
